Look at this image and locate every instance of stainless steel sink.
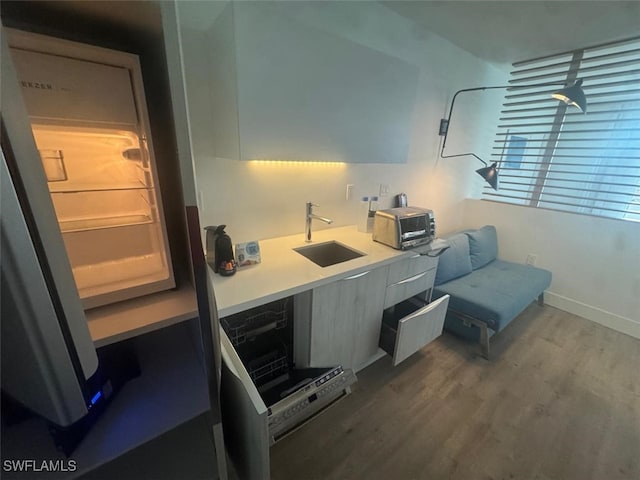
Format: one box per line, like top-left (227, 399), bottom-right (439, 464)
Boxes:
top-left (293, 241), bottom-right (365, 267)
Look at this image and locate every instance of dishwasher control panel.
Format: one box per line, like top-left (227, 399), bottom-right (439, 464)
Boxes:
top-left (267, 366), bottom-right (356, 443)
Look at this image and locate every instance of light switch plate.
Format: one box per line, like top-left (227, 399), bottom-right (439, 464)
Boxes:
top-left (346, 184), bottom-right (354, 200)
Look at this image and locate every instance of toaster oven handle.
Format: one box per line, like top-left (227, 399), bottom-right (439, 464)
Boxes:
top-left (401, 229), bottom-right (427, 240)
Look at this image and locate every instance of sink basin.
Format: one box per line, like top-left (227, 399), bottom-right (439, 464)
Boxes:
top-left (294, 241), bottom-right (365, 267)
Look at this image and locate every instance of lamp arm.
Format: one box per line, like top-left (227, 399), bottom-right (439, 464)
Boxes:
top-left (440, 87), bottom-right (495, 154)
top-left (439, 81), bottom-right (571, 157)
top-left (440, 151), bottom-right (488, 166)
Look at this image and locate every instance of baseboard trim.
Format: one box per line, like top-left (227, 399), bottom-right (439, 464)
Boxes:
top-left (545, 292), bottom-right (640, 340)
top-left (356, 349), bottom-right (387, 373)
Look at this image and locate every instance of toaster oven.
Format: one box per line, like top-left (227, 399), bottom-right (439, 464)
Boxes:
top-left (372, 207), bottom-right (435, 250)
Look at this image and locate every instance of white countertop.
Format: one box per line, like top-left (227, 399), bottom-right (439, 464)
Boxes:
top-left (210, 225), bottom-right (422, 317)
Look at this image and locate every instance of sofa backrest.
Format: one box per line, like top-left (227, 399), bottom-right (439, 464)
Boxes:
top-left (466, 225), bottom-right (498, 270)
top-left (434, 225), bottom-right (499, 286)
top-left (434, 233), bottom-right (472, 285)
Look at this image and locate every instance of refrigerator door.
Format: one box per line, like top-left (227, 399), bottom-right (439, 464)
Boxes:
top-left (1, 33), bottom-right (98, 424)
top-left (1, 148), bottom-right (91, 426)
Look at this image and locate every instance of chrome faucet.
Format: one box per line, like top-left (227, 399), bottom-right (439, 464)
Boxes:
top-left (305, 202), bottom-right (333, 242)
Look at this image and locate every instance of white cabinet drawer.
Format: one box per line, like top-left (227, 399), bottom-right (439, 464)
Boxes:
top-left (379, 294), bottom-right (449, 366)
top-left (386, 253), bottom-right (436, 286)
top-left (384, 267), bottom-right (436, 309)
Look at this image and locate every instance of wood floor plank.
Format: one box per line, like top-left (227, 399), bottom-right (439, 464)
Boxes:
top-left (270, 305), bottom-right (640, 480)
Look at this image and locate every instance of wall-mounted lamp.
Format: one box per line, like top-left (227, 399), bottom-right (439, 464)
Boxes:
top-left (439, 79), bottom-right (587, 190)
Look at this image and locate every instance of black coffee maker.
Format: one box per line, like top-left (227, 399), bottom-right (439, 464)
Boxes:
top-left (204, 225), bottom-right (236, 276)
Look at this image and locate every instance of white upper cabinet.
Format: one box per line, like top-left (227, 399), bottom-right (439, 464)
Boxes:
top-left (188, 1), bottom-right (421, 164)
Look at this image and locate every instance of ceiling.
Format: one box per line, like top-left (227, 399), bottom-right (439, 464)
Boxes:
top-left (7, 1), bottom-right (639, 67)
top-left (1, 1), bottom-right (163, 37)
top-left (382, 1), bottom-right (640, 65)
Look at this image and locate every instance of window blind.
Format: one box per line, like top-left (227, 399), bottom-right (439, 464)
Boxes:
top-left (483, 37), bottom-right (640, 222)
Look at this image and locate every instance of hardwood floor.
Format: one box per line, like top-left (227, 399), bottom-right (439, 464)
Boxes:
top-left (270, 305), bottom-right (640, 480)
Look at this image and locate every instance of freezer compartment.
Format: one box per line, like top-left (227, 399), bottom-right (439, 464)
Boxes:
top-left (379, 294), bottom-right (450, 366)
top-left (10, 47), bottom-right (138, 126)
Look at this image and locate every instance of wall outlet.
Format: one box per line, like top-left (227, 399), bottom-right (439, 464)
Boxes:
top-left (379, 183), bottom-right (389, 197)
top-left (526, 254), bottom-right (538, 266)
top-left (346, 184), bottom-right (354, 201)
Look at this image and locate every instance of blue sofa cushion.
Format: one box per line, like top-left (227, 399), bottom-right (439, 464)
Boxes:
top-left (434, 233), bottom-right (473, 286)
top-left (466, 225), bottom-right (498, 270)
top-left (433, 260), bottom-right (552, 332)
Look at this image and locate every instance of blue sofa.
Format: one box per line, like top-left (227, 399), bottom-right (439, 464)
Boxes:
top-left (432, 225), bottom-right (552, 359)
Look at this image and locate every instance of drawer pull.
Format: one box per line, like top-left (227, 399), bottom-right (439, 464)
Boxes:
top-left (396, 271), bottom-right (428, 285)
top-left (342, 271), bottom-right (370, 281)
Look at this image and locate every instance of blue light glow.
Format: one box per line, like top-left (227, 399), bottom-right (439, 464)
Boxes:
top-left (91, 391), bottom-right (102, 405)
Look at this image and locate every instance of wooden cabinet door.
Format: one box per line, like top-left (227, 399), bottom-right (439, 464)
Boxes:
top-left (308, 265), bottom-right (388, 370)
top-left (351, 267), bottom-right (389, 368)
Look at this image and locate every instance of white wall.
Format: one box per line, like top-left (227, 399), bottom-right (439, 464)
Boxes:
top-left (175, 1), bottom-right (506, 243)
top-left (172, 1), bottom-right (638, 339)
top-left (463, 199), bottom-right (640, 338)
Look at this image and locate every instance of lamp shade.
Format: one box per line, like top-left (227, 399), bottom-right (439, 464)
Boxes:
top-left (476, 162), bottom-right (499, 190)
top-left (552, 79), bottom-right (587, 113)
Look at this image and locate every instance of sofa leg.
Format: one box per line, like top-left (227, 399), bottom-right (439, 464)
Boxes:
top-left (452, 308), bottom-right (491, 360)
top-left (478, 322), bottom-right (490, 360)
top-left (537, 292), bottom-right (544, 306)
